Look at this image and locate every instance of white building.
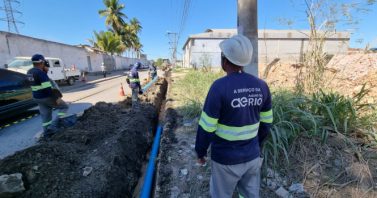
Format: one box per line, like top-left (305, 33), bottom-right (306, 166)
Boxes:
top-left (182, 29), bottom-right (350, 68)
top-left (0, 31), bottom-right (147, 71)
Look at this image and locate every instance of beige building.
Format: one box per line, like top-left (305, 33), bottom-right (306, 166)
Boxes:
top-left (182, 29), bottom-right (350, 68)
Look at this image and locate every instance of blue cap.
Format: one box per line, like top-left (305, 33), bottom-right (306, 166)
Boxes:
top-left (31, 54), bottom-right (45, 63)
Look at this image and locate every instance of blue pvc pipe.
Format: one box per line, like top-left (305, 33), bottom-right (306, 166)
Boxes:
top-left (140, 125), bottom-right (163, 198)
top-left (142, 76), bottom-right (159, 93)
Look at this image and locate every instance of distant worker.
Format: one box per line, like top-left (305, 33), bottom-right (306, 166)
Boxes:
top-left (101, 62), bottom-right (107, 78)
top-left (42, 60), bottom-right (67, 107)
top-left (149, 62), bottom-right (157, 80)
top-left (27, 54), bottom-right (69, 137)
top-left (195, 35), bottom-right (273, 198)
top-left (80, 67), bottom-right (88, 82)
top-left (126, 62), bottom-right (143, 107)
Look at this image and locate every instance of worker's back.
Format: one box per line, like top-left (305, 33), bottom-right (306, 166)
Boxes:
top-left (199, 71), bottom-right (272, 165)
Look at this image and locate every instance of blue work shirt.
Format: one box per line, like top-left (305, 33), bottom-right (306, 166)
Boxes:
top-left (129, 65), bottom-right (141, 89)
top-left (27, 67), bottom-right (53, 99)
top-left (195, 71), bottom-right (273, 165)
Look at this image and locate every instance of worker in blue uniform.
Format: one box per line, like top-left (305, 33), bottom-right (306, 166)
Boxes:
top-left (148, 62), bottom-right (157, 80)
top-left (195, 35), bottom-right (273, 198)
top-left (127, 62), bottom-right (143, 107)
top-left (27, 54), bottom-right (68, 137)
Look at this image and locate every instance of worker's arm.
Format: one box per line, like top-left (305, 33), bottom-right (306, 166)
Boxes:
top-left (258, 84), bottom-right (273, 146)
top-left (195, 84), bottom-right (221, 159)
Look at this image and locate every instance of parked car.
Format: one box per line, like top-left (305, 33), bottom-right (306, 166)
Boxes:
top-left (0, 68), bottom-right (37, 120)
top-left (6, 57), bottom-right (81, 85)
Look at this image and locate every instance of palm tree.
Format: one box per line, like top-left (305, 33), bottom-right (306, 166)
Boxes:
top-left (98, 0), bottom-right (127, 35)
top-left (129, 18), bottom-right (142, 35)
top-left (89, 31), bottom-right (125, 55)
top-left (119, 24), bottom-right (140, 57)
top-left (133, 39), bottom-right (143, 59)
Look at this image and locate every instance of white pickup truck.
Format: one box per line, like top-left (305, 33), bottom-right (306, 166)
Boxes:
top-left (6, 57), bottom-right (81, 85)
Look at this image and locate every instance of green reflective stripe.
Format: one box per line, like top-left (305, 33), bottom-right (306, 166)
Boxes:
top-left (42, 120), bottom-right (52, 127)
top-left (260, 109), bottom-right (272, 117)
top-left (31, 86), bottom-right (41, 91)
top-left (58, 112), bottom-right (66, 116)
top-left (216, 122), bottom-right (260, 141)
top-left (260, 109), bottom-right (273, 123)
top-left (199, 118), bottom-right (217, 132)
top-left (201, 111), bottom-right (218, 125)
top-left (41, 81), bottom-right (52, 88)
top-left (31, 81), bottom-right (53, 91)
top-left (129, 78), bottom-right (140, 82)
top-left (198, 111), bottom-right (218, 133)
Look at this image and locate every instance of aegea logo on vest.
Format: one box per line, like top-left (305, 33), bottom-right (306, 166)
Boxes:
top-left (231, 87), bottom-right (263, 108)
top-left (231, 96), bottom-right (263, 108)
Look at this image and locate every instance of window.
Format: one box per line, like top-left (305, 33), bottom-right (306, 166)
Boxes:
top-left (53, 60), bottom-right (61, 67)
top-left (191, 39), bottom-right (195, 46)
top-left (7, 59), bottom-right (33, 71)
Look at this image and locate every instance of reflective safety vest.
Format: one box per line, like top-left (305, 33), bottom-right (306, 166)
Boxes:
top-left (27, 67), bottom-right (52, 99)
top-left (128, 68), bottom-right (141, 89)
top-left (195, 72), bottom-right (273, 165)
top-left (129, 78), bottom-right (140, 83)
top-left (199, 109), bottom-right (273, 141)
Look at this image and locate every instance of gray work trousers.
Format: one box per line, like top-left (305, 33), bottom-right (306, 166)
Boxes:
top-left (131, 88), bottom-right (139, 108)
top-left (34, 97), bottom-right (68, 134)
top-left (210, 157), bottom-right (263, 198)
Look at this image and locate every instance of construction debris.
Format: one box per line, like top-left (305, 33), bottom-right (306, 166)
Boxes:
top-left (0, 173), bottom-right (25, 195)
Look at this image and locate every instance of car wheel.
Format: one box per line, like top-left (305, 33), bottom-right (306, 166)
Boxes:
top-left (67, 77), bottom-right (75, 85)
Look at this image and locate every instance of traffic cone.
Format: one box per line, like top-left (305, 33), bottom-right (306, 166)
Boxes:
top-left (119, 83), bottom-right (126, 96)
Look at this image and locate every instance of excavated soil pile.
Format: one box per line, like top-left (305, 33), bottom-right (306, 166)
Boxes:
top-left (263, 52), bottom-right (377, 102)
top-left (0, 79), bottom-right (168, 198)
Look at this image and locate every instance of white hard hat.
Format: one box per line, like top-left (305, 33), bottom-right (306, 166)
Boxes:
top-left (219, 34), bottom-right (253, 66)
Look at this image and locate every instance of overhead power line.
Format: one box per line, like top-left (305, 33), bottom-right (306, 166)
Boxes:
top-left (177, 0), bottom-right (192, 43)
top-left (0, 0), bottom-right (23, 33)
top-left (166, 0), bottom-right (192, 65)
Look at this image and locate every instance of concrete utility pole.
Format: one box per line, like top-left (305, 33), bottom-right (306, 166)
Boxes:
top-left (237, 0), bottom-right (258, 76)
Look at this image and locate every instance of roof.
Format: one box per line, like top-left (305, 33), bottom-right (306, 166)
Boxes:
top-left (182, 29), bottom-right (350, 50)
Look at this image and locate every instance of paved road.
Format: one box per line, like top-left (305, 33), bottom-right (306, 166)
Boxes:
top-left (0, 71), bottom-right (149, 159)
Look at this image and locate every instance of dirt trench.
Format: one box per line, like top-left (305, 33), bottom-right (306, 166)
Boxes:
top-left (0, 78), bottom-right (168, 198)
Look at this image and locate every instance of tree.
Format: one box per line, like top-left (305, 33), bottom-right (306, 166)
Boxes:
top-left (97, 0), bottom-right (143, 57)
top-left (133, 40), bottom-right (143, 58)
top-left (129, 18), bottom-right (142, 35)
top-left (89, 31), bottom-right (125, 55)
top-left (98, 0), bottom-right (127, 35)
top-left (155, 58), bottom-right (164, 67)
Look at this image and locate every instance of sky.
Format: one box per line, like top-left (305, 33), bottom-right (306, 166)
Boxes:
top-left (1, 0), bottom-right (376, 60)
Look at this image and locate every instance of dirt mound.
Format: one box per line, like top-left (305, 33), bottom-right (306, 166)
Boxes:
top-left (263, 52), bottom-right (377, 101)
top-left (0, 79), bottom-right (168, 198)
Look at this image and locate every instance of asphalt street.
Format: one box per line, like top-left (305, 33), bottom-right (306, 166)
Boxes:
top-left (0, 71), bottom-right (149, 159)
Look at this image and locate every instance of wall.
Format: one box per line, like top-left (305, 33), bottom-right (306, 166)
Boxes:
top-left (183, 37), bottom-right (349, 68)
top-left (0, 31), bottom-right (145, 71)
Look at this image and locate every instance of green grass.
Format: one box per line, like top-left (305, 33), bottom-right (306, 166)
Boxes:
top-left (172, 69), bottom-right (377, 168)
top-left (173, 69), bottom-right (224, 119)
top-left (263, 86), bottom-right (377, 168)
